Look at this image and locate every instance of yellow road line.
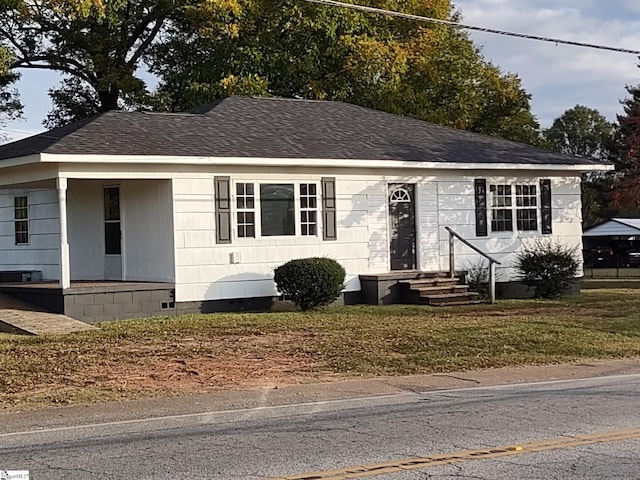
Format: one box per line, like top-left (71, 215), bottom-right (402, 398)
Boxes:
top-left (272, 427), bottom-right (640, 480)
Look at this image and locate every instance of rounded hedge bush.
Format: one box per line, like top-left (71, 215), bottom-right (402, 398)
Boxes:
top-left (514, 239), bottom-right (580, 299)
top-left (274, 257), bottom-right (346, 311)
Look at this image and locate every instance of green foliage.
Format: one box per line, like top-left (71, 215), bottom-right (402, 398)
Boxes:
top-left (464, 259), bottom-right (490, 300)
top-left (0, 0), bottom-right (237, 126)
top-left (543, 105), bottom-right (614, 160)
top-left (274, 257), bottom-right (346, 311)
top-left (543, 106), bottom-right (616, 226)
top-left (0, 46), bottom-right (22, 138)
top-left (514, 239), bottom-right (580, 299)
top-left (149, 0), bottom-right (541, 144)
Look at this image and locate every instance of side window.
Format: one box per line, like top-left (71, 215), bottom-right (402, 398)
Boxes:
top-left (299, 183), bottom-right (318, 236)
top-left (516, 185), bottom-right (538, 231)
top-left (14, 196), bottom-right (29, 245)
top-left (236, 183), bottom-right (255, 238)
top-left (490, 185), bottom-right (513, 232)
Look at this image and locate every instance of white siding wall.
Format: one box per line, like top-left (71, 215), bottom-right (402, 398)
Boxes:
top-left (0, 187), bottom-right (60, 279)
top-left (122, 180), bottom-right (175, 282)
top-left (172, 170), bottom-right (584, 302)
top-left (173, 174), bottom-right (370, 302)
top-left (426, 173), bottom-right (583, 282)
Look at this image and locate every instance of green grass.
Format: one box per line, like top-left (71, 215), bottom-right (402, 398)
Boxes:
top-left (1, 289), bottom-right (640, 412)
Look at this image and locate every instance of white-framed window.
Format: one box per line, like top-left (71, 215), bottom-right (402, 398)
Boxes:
top-left (14, 195), bottom-right (28, 245)
top-left (260, 184), bottom-right (296, 236)
top-left (236, 182), bottom-right (255, 238)
top-left (515, 185), bottom-right (538, 231)
top-left (490, 185), bottom-right (513, 232)
top-left (233, 181), bottom-right (324, 239)
top-left (299, 183), bottom-right (318, 236)
top-left (490, 184), bottom-right (539, 232)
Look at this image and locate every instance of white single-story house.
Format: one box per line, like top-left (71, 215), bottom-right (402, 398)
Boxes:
top-left (0, 96), bottom-right (610, 321)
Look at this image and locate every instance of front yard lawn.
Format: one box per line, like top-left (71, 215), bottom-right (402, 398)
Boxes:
top-left (1, 289), bottom-right (640, 412)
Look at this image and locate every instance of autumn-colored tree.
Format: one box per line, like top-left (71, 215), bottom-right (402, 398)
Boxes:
top-left (611, 84), bottom-right (640, 214)
top-left (0, 0), bottom-right (242, 127)
top-left (149, 0), bottom-right (541, 143)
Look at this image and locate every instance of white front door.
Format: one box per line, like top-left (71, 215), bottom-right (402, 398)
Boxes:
top-left (104, 186), bottom-right (122, 280)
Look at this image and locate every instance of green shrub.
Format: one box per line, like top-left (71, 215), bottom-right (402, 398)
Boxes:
top-left (465, 259), bottom-right (490, 300)
top-left (274, 257), bottom-right (346, 311)
top-left (514, 239), bottom-right (580, 299)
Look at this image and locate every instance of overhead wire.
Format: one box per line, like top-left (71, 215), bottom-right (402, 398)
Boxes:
top-left (304, 0), bottom-right (640, 55)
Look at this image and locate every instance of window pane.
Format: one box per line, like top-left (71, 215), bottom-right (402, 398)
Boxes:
top-left (105, 222), bottom-right (122, 254)
top-left (15, 220), bottom-right (28, 244)
top-left (14, 196), bottom-right (28, 219)
top-left (104, 188), bottom-right (120, 221)
top-left (517, 209), bottom-right (538, 231)
top-left (491, 209), bottom-right (513, 232)
top-left (261, 184), bottom-right (295, 236)
top-left (237, 211), bottom-right (255, 238)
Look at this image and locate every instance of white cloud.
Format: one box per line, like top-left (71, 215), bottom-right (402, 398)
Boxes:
top-left (455, 0), bottom-right (640, 126)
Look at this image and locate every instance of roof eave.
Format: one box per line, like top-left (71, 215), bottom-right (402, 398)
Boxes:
top-left (39, 154), bottom-right (612, 172)
top-left (0, 154), bottom-right (43, 168)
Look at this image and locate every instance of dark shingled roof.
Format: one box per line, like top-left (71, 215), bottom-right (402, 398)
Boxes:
top-left (0, 96), bottom-right (601, 165)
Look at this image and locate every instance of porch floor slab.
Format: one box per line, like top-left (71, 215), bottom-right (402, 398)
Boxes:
top-left (0, 293), bottom-right (98, 335)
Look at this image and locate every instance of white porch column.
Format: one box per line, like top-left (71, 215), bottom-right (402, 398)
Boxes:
top-left (57, 177), bottom-right (71, 289)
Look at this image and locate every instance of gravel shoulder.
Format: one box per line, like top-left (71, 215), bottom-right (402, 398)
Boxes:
top-left (2, 358), bottom-right (639, 434)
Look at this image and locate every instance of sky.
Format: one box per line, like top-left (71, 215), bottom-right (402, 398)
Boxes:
top-left (2, 0), bottom-right (640, 142)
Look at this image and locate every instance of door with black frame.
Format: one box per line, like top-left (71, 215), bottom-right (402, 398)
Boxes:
top-left (388, 183), bottom-right (417, 271)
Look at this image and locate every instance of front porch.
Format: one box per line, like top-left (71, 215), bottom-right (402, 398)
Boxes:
top-left (0, 281), bottom-right (176, 323)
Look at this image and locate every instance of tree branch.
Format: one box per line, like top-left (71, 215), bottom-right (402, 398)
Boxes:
top-left (127, 17), bottom-right (165, 67)
top-left (12, 58), bottom-right (95, 85)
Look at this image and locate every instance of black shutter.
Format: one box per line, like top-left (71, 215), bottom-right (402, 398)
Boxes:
top-left (474, 179), bottom-right (488, 237)
top-left (214, 176), bottom-right (231, 244)
top-left (541, 179), bottom-right (552, 234)
top-left (322, 177), bottom-right (337, 241)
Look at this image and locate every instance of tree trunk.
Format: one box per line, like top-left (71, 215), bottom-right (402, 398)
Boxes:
top-left (97, 87), bottom-right (120, 112)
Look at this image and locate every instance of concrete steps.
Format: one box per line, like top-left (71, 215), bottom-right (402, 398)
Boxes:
top-left (399, 275), bottom-right (486, 306)
top-left (0, 293), bottom-right (97, 335)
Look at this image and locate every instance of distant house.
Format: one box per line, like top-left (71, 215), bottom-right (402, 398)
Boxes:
top-left (0, 96), bottom-right (610, 320)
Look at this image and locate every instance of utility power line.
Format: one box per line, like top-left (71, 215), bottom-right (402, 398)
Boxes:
top-left (304, 0), bottom-right (640, 55)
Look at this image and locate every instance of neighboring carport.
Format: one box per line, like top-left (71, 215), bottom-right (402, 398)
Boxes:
top-left (583, 218), bottom-right (640, 270)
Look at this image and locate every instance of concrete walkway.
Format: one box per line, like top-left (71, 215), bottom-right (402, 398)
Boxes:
top-left (0, 293), bottom-right (97, 335)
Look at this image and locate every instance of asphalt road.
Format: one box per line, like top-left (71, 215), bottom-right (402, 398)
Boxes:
top-left (1, 374), bottom-right (639, 479)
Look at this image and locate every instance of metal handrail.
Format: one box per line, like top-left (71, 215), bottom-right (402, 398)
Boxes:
top-left (445, 227), bottom-right (501, 304)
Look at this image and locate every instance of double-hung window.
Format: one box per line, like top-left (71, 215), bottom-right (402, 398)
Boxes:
top-left (515, 185), bottom-right (538, 231)
top-left (299, 183), bottom-right (318, 236)
top-left (475, 179), bottom-right (551, 237)
top-left (490, 185), bottom-right (513, 232)
top-left (236, 183), bottom-right (255, 238)
top-left (14, 196), bottom-right (28, 245)
top-left (489, 184), bottom-right (539, 232)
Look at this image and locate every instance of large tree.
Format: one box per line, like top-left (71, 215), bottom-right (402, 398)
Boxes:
top-left (149, 0), bottom-right (541, 143)
top-left (0, 0), bottom-right (240, 127)
top-left (0, 45), bottom-right (21, 140)
top-left (543, 105), bottom-right (615, 227)
top-left (543, 105), bottom-right (614, 161)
